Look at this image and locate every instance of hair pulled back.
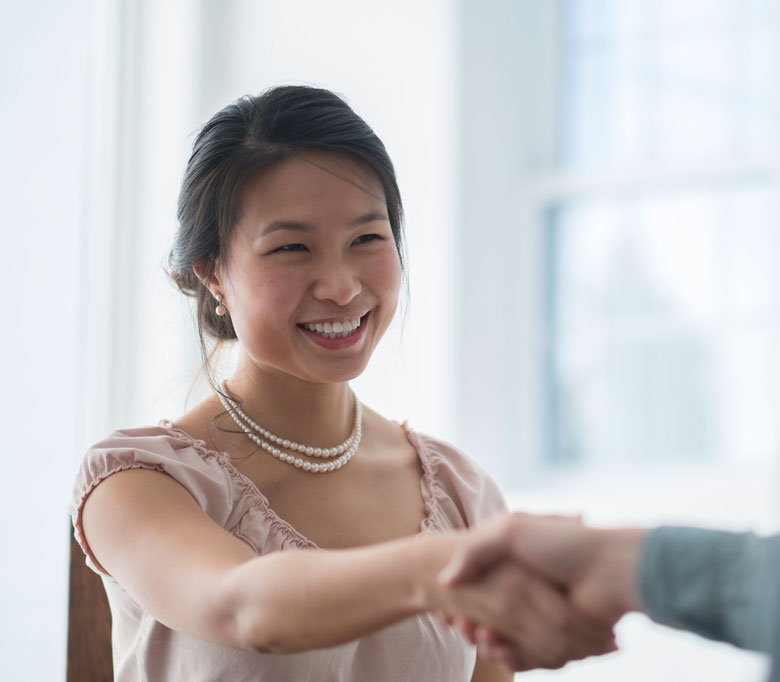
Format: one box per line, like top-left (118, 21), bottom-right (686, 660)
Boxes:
top-left (167, 85), bottom-right (405, 375)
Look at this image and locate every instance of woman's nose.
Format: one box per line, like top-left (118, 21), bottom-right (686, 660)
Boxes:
top-left (311, 259), bottom-right (362, 306)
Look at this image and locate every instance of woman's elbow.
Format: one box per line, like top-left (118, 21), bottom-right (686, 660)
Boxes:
top-left (236, 612), bottom-right (306, 654)
top-left (218, 556), bottom-right (307, 654)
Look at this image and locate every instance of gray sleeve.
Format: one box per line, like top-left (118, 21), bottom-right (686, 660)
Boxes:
top-left (638, 526), bottom-right (780, 672)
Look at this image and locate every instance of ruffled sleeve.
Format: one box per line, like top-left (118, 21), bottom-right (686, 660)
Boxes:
top-left (408, 429), bottom-right (507, 533)
top-left (70, 425), bottom-right (235, 575)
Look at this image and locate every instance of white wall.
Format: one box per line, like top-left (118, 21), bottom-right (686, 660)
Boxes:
top-left (0, 2), bottom-right (92, 680)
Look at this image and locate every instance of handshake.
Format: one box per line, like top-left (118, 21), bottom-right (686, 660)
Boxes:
top-left (435, 513), bottom-right (778, 675)
top-left (435, 513), bottom-right (646, 671)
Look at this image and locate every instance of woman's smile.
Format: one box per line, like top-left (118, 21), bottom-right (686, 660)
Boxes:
top-left (298, 311), bottom-right (371, 350)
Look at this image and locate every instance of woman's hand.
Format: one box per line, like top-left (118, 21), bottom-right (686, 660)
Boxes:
top-left (434, 512), bottom-right (650, 670)
top-left (437, 556), bottom-right (618, 670)
top-left (442, 512), bottom-right (646, 624)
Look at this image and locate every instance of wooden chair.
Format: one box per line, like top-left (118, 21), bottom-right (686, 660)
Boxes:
top-left (67, 526), bottom-right (113, 681)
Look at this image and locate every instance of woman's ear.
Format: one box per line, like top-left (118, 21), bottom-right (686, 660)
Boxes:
top-left (192, 261), bottom-right (207, 285)
top-left (192, 261), bottom-right (224, 298)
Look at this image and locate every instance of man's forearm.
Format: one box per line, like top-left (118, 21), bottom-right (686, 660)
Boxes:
top-left (639, 527), bottom-right (780, 656)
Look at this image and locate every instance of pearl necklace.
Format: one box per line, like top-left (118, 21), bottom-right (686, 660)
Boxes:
top-left (216, 384), bottom-right (362, 473)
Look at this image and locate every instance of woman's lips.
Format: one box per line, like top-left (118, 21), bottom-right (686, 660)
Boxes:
top-left (298, 312), bottom-right (370, 350)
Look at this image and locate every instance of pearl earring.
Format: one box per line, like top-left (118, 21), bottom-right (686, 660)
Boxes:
top-left (215, 293), bottom-right (227, 316)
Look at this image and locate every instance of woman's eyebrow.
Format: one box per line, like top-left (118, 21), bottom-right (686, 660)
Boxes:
top-left (348, 211), bottom-right (389, 227)
top-left (261, 211), bottom-right (389, 236)
top-left (261, 220), bottom-right (311, 236)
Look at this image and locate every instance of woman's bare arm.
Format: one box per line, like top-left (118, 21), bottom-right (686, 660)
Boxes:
top-left (81, 468), bottom-right (459, 653)
top-left (82, 469), bottom-right (617, 663)
top-left (471, 654), bottom-right (514, 682)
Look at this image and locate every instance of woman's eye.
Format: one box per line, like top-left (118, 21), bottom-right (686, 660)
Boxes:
top-left (272, 243), bottom-right (307, 253)
top-left (353, 233), bottom-right (384, 245)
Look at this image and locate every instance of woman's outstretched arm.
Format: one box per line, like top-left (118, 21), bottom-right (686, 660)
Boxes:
top-left (81, 467), bottom-right (459, 652)
top-left (81, 468), bottom-right (613, 659)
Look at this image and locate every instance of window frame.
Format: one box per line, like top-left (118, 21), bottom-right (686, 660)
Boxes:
top-left (456, 0), bottom-right (780, 492)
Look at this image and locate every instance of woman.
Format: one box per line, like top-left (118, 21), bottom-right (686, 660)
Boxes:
top-left (71, 86), bottom-right (612, 681)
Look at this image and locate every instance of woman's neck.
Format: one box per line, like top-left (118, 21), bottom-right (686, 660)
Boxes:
top-left (223, 364), bottom-right (356, 449)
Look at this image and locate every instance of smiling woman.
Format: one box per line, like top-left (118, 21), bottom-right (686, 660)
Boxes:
top-left (69, 86), bottom-right (613, 682)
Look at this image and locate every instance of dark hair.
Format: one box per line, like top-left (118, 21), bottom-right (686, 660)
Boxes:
top-left (167, 85), bottom-right (405, 380)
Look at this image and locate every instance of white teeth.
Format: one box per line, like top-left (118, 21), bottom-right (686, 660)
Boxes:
top-left (302, 315), bottom-right (363, 339)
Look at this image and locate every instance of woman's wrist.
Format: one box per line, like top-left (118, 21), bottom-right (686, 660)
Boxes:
top-left (409, 532), bottom-right (466, 613)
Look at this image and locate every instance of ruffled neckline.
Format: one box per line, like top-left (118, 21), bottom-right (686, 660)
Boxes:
top-left (157, 420), bottom-right (449, 550)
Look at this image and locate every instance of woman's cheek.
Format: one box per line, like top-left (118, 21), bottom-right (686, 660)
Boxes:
top-left (371, 249), bottom-right (403, 293)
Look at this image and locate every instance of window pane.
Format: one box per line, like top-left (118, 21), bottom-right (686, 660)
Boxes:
top-left (545, 186), bottom-right (780, 465)
top-left (559, 0), bottom-right (779, 168)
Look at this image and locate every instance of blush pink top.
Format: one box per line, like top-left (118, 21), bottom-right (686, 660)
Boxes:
top-left (70, 422), bottom-right (506, 682)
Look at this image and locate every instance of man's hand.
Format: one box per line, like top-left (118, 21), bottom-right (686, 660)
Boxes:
top-left (442, 556), bottom-right (618, 670)
top-left (438, 513), bottom-right (648, 669)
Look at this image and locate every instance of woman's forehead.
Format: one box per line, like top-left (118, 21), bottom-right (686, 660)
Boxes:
top-left (239, 152), bottom-right (387, 226)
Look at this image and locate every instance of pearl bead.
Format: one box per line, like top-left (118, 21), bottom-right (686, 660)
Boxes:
top-left (216, 385), bottom-right (362, 474)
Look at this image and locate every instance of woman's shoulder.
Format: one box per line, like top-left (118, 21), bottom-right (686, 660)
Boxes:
top-left (401, 424), bottom-right (508, 528)
top-left (81, 393), bottom-right (230, 465)
top-left (83, 420), bottom-right (227, 468)
top-left (363, 404), bottom-right (489, 480)
top-left (403, 426), bottom-right (483, 478)
top-left (363, 406), bottom-right (472, 464)
top-left (73, 421), bottom-right (238, 522)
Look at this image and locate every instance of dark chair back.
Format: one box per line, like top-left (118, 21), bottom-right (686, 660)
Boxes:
top-left (67, 526), bottom-right (113, 681)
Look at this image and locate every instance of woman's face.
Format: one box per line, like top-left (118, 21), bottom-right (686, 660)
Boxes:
top-left (218, 152), bottom-right (402, 385)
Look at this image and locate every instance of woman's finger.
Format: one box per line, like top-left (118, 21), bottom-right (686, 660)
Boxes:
top-left (439, 521), bottom-right (512, 585)
top-left (448, 561), bottom-right (615, 669)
